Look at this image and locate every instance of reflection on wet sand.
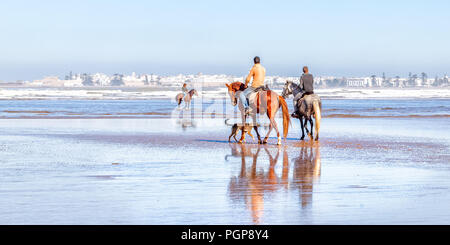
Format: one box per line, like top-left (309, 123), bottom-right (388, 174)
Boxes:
top-left (176, 119), bottom-right (197, 130)
top-left (225, 143), bottom-right (255, 161)
top-left (227, 143), bottom-right (321, 224)
top-left (293, 146), bottom-right (321, 209)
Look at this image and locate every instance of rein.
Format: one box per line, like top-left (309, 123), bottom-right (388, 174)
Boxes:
top-left (289, 82), bottom-right (302, 97)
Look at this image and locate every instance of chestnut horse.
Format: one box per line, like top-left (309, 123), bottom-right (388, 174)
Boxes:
top-left (225, 82), bottom-right (290, 145)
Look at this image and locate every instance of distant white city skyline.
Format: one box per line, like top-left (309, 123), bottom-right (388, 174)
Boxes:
top-left (2, 71), bottom-right (448, 89)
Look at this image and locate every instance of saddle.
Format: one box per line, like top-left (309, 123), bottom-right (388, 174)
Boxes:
top-left (253, 85), bottom-right (270, 93)
top-left (247, 85), bottom-right (272, 114)
top-left (246, 85), bottom-right (269, 103)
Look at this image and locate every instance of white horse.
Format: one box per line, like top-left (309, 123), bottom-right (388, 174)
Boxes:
top-left (175, 89), bottom-right (198, 110)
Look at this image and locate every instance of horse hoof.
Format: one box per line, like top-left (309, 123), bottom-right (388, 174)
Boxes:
top-left (263, 140), bottom-right (268, 144)
top-left (277, 140), bottom-right (282, 145)
top-left (300, 137), bottom-right (305, 141)
top-left (258, 140), bottom-right (262, 144)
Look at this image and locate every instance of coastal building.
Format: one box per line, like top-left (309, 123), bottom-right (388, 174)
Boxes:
top-left (122, 72), bottom-right (145, 86)
top-left (110, 74), bottom-right (124, 86)
top-left (63, 78), bottom-right (83, 87)
top-left (31, 76), bottom-right (63, 87)
top-left (91, 73), bottom-right (111, 86)
top-left (192, 74), bottom-right (232, 87)
top-left (346, 77), bottom-right (372, 87)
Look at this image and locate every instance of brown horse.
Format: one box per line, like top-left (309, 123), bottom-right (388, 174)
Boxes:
top-left (225, 82), bottom-right (290, 145)
top-left (175, 89), bottom-right (198, 110)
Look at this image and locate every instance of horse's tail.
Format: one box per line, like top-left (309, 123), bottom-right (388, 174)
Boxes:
top-left (278, 96), bottom-right (290, 139)
top-left (224, 118), bottom-right (234, 126)
top-left (176, 93), bottom-right (183, 105)
top-left (313, 99), bottom-right (321, 141)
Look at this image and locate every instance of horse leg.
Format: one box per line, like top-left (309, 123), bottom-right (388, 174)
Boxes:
top-left (300, 116), bottom-right (305, 140)
top-left (304, 117), bottom-right (310, 135)
top-left (238, 127), bottom-right (246, 143)
top-left (263, 121), bottom-right (273, 144)
top-left (252, 114), bottom-right (262, 144)
top-left (313, 101), bottom-right (321, 141)
top-left (239, 114), bottom-right (247, 143)
top-left (314, 117), bottom-right (321, 141)
top-left (271, 117), bottom-right (281, 145)
top-left (309, 118), bottom-right (314, 141)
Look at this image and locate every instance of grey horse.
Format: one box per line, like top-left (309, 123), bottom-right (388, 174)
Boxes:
top-left (281, 81), bottom-right (322, 141)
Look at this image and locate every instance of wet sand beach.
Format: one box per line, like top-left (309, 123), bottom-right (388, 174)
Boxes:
top-left (0, 116), bottom-right (449, 224)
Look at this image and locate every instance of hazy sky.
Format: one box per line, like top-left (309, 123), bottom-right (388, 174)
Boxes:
top-left (1, 0), bottom-right (450, 81)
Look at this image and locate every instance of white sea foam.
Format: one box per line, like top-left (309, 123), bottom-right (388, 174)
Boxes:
top-left (0, 87), bottom-right (449, 100)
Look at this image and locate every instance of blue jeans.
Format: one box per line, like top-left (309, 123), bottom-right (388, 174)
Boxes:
top-left (239, 87), bottom-right (255, 108)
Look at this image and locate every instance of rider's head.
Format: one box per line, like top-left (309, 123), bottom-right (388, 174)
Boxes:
top-left (303, 66), bottom-right (309, 73)
top-left (183, 83), bottom-right (187, 87)
top-left (253, 56), bottom-right (260, 64)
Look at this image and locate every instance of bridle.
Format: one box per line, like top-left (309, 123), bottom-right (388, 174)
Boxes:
top-left (282, 81), bottom-right (293, 98)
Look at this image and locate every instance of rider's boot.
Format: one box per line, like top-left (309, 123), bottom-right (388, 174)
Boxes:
top-left (244, 107), bottom-right (250, 116)
top-left (243, 98), bottom-right (250, 115)
top-left (291, 110), bottom-right (300, 118)
top-left (245, 108), bottom-right (250, 116)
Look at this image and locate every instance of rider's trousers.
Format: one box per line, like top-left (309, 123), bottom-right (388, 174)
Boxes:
top-left (239, 87), bottom-right (255, 108)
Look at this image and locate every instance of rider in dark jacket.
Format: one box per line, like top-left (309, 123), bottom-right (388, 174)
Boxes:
top-left (292, 66), bottom-right (314, 118)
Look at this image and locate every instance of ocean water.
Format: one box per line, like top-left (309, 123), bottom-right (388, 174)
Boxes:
top-left (0, 98), bottom-right (449, 118)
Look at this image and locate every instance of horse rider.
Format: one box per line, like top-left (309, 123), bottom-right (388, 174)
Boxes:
top-left (181, 83), bottom-right (189, 97)
top-left (292, 66), bottom-right (314, 118)
top-left (239, 56), bottom-right (266, 115)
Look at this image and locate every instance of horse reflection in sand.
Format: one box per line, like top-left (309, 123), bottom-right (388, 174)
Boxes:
top-left (225, 142), bottom-right (256, 162)
top-left (292, 146), bottom-right (321, 209)
top-left (176, 119), bottom-right (197, 131)
top-left (227, 144), bottom-right (321, 224)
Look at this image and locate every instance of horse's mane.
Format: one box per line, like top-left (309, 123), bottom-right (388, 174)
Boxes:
top-left (230, 82), bottom-right (246, 92)
top-left (286, 81), bottom-right (302, 95)
top-left (287, 80), bottom-right (299, 89)
top-left (188, 89), bottom-right (196, 93)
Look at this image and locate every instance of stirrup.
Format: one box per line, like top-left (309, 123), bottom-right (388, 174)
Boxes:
top-left (244, 107), bottom-right (250, 115)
